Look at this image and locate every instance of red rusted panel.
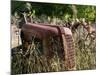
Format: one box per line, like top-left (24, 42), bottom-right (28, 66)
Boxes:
top-left (65, 34), bottom-right (75, 69)
top-left (22, 23), bottom-right (61, 39)
top-left (21, 22), bottom-right (76, 70)
top-left (60, 28), bottom-right (75, 69)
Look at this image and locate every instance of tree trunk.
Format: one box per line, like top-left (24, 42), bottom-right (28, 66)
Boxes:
top-left (71, 5), bottom-right (77, 18)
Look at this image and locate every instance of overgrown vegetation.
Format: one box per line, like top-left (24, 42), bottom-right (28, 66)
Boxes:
top-left (11, 0), bottom-right (96, 74)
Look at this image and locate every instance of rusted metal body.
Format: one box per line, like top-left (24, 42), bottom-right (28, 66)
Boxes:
top-left (21, 22), bottom-right (76, 70)
top-left (21, 23), bottom-right (60, 40)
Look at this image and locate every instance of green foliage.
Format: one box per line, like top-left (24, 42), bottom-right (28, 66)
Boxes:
top-left (77, 5), bottom-right (96, 22)
top-left (11, 1), bottom-right (96, 74)
top-left (11, 1), bottom-right (96, 22)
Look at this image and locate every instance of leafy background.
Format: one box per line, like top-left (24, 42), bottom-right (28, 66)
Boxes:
top-left (11, 1), bottom-right (96, 74)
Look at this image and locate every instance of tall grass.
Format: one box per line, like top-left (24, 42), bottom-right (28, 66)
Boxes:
top-left (11, 23), bottom-right (96, 75)
top-left (11, 37), bottom-right (67, 74)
